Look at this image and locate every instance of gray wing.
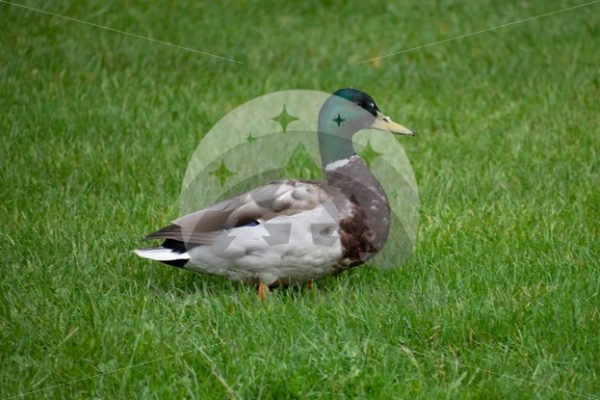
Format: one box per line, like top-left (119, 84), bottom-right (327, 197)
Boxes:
top-left (145, 180), bottom-right (345, 245)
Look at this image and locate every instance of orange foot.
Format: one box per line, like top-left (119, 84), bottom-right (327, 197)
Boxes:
top-left (258, 282), bottom-right (270, 300)
top-left (307, 279), bottom-right (314, 290)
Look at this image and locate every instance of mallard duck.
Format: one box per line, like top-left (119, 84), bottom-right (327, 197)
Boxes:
top-left (135, 88), bottom-right (414, 298)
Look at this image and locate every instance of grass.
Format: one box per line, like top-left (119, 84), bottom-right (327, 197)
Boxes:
top-left (1, 0), bottom-right (599, 398)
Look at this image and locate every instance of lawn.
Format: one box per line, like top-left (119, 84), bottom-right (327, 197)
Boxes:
top-left (1, 0), bottom-right (599, 398)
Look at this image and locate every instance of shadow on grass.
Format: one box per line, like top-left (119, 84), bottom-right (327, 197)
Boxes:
top-left (138, 261), bottom-right (375, 299)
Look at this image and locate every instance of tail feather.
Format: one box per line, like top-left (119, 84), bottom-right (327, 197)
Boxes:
top-left (134, 247), bottom-right (190, 268)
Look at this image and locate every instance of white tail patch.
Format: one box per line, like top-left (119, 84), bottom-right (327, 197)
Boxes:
top-left (134, 248), bottom-right (190, 262)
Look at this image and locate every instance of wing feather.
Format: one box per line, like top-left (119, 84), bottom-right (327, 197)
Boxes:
top-left (144, 180), bottom-right (344, 246)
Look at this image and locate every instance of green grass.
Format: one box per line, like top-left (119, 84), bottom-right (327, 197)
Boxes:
top-left (1, 0), bottom-right (599, 398)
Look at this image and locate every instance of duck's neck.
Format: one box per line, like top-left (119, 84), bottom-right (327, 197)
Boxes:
top-left (317, 114), bottom-right (357, 174)
top-left (318, 131), bottom-right (355, 170)
top-left (316, 110), bottom-right (389, 213)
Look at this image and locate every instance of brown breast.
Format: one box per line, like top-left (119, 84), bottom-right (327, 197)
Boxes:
top-left (325, 156), bottom-right (391, 268)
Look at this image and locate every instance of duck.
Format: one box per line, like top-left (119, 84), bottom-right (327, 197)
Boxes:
top-left (135, 88), bottom-right (414, 298)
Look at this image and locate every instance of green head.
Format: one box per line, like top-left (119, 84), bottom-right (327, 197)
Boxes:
top-left (318, 88), bottom-right (414, 167)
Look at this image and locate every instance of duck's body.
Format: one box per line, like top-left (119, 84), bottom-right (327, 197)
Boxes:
top-left (135, 88), bottom-right (414, 293)
top-left (139, 180), bottom-right (347, 285)
top-left (136, 155), bottom-right (390, 286)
